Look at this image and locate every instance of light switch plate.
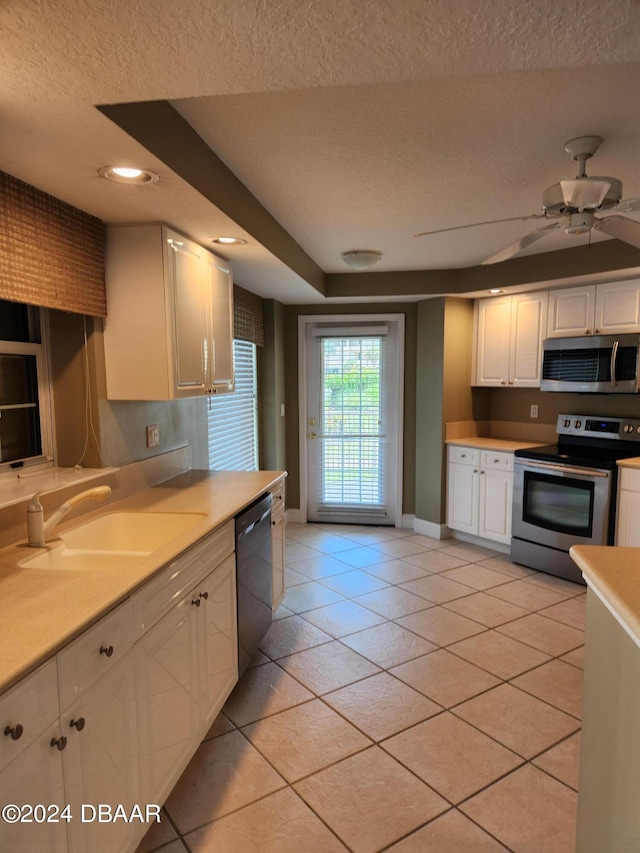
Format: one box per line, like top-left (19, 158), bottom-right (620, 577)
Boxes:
top-left (530, 405), bottom-right (539, 419)
top-left (146, 424), bottom-right (160, 447)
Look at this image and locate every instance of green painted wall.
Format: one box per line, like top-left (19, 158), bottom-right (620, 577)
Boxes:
top-left (258, 299), bottom-right (287, 470)
top-left (414, 297), bottom-right (476, 526)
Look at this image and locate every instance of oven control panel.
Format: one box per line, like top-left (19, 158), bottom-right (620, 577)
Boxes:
top-left (557, 414), bottom-right (640, 440)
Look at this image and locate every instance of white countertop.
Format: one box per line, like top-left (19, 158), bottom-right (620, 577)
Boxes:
top-left (0, 469), bottom-right (285, 694)
top-left (617, 457), bottom-right (640, 469)
top-left (446, 437), bottom-right (543, 452)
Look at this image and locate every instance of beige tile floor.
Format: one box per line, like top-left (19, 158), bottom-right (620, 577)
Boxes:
top-left (137, 523), bottom-right (585, 853)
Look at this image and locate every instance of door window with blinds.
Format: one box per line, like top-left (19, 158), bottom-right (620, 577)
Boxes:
top-left (304, 319), bottom-right (403, 526)
top-left (0, 299), bottom-right (53, 472)
top-left (207, 339), bottom-right (258, 471)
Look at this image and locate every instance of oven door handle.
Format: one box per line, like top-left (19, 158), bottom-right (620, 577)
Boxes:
top-left (514, 459), bottom-right (610, 478)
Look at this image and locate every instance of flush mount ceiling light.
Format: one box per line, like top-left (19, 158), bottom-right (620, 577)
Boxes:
top-left (489, 288), bottom-right (503, 294)
top-left (341, 250), bottom-right (383, 270)
top-left (98, 166), bottom-right (159, 184)
top-left (212, 236), bottom-right (247, 245)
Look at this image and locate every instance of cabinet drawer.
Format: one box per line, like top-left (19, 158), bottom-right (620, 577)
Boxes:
top-left (449, 446), bottom-right (479, 466)
top-left (0, 659), bottom-right (59, 772)
top-left (58, 599), bottom-right (134, 711)
top-left (480, 451), bottom-right (513, 471)
top-left (270, 481), bottom-right (285, 522)
top-left (133, 520), bottom-right (234, 640)
top-left (619, 467), bottom-right (640, 493)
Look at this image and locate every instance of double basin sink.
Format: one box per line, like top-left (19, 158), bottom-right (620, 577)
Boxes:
top-left (20, 512), bottom-right (207, 571)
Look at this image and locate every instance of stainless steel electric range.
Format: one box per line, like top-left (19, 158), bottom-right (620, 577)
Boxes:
top-left (512, 414), bottom-right (640, 584)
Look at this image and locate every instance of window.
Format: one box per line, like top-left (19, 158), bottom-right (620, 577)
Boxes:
top-left (0, 299), bottom-right (53, 472)
top-left (207, 340), bottom-right (258, 471)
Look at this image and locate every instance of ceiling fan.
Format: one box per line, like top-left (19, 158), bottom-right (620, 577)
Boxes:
top-left (414, 136), bottom-right (640, 265)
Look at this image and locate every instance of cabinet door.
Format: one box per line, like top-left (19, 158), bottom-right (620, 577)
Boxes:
top-left (478, 467), bottom-right (512, 544)
top-left (272, 512), bottom-right (286, 612)
top-left (134, 594), bottom-right (201, 807)
top-left (594, 280), bottom-right (640, 335)
top-left (204, 253), bottom-right (234, 393)
top-left (194, 553), bottom-right (238, 729)
top-left (616, 489), bottom-right (640, 546)
top-left (62, 651), bottom-right (139, 853)
top-left (509, 292), bottom-right (547, 387)
top-left (166, 234), bottom-right (208, 397)
top-left (474, 297), bottom-right (511, 386)
top-left (447, 461), bottom-right (479, 534)
top-left (0, 723), bottom-right (67, 853)
top-left (547, 286), bottom-right (596, 337)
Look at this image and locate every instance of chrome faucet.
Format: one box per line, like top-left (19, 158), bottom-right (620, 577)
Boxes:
top-left (27, 485), bottom-right (112, 547)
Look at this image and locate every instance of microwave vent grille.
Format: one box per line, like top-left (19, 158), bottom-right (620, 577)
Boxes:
top-left (542, 349), bottom-right (603, 382)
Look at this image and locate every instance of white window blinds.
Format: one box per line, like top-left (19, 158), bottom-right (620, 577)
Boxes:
top-left (207, 340), bottom-right (258, 471)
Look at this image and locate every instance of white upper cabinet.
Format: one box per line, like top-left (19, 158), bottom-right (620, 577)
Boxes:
top-left (474, 292), bottom-right (548, 387)
top-left (547, 280), bottom-right (640, 338)
top-left (104, 225), bottom-right (234, 400)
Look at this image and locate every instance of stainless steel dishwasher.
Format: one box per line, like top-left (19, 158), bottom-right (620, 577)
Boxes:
top-left (235, 492), bottom-right (273, 676)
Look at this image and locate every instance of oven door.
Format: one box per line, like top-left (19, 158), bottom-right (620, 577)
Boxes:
top-left (512, 459), bottom-right (613, 551)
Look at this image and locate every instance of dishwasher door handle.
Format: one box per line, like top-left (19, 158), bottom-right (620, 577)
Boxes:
top-left (237, 507), bottom-right (272, 541)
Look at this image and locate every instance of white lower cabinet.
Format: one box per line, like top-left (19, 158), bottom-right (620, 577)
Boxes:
top-left (135, 538), bottom-right (237, 824)
top-left (0, 660), bottom-right (67, 853)
top-left (134, 592), bottom-right (200, 808)
top-left (616, 467), bottom-right (640, 546)
top-left (447, 446), bottom-right (513, 545)
top-left (0, 522), bottom-right (240, 853)
top-left (270, 480), bottom-right (286, 612)
top-left (196, 554), bottom-right (237, 730)
top-left (61, 651), bottom-right (139, 853)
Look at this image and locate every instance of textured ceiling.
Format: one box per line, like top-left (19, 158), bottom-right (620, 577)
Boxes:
top-left (2, 0), bottom-right (640, 300)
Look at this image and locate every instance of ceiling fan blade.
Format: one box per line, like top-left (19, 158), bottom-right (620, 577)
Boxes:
top-left (413, 213), bottom-right (545, 239)
top-left (481, 223), bottom-right (562, 266)
top-left (595, 215), bottom-right (640, 250)
top-left (614, 198), bottom-right (640, 214)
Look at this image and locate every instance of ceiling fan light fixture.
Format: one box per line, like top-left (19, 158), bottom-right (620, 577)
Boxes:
top-left (565, 212), bottom-right (595, 235)
top-left (341, 250), bottom-right (382, 270)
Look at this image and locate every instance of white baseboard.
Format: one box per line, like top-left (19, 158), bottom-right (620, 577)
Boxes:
top-left (401, 514), bottom-right (415, 529)
top-left (285, 508), bottom-right (302, 525)
top-left (413, 517), bottom-right (452, 540)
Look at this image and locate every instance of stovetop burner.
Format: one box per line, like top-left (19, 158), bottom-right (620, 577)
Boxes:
top-left (514, 413), bottom-right (640, 469)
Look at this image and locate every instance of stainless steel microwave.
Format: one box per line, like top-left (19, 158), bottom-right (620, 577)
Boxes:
top-left (541, 333), bottom-right (640, 393)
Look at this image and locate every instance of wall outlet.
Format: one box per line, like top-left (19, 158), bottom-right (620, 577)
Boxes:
top-left (280, 403), bottom-right (285, 417)
top-left (146, 424), bottom-right (160, 448)
top-left (530, 405), bottom-right (539, 419)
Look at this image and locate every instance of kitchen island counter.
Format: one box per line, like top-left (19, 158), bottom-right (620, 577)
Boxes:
top-left (570, 543), bottom-right (640, 853)
top-left (570, 544), bottom-right (640, 647)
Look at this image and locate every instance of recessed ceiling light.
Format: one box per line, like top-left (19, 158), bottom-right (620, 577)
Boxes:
top-left (341, 250), bottom-right (383, 270)
top-left (98, 166), bottom-right (159, 184)
top-left (489, 288), bottom-right (503, 294)
top-left (212, 236), bottom-right (247, 245)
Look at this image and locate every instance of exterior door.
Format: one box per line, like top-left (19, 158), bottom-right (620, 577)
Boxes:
top-left (304, 319), bottom-right (403, 525)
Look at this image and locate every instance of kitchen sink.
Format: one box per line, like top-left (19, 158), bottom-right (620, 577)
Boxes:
top-left (19, 511), bottom-right (208, 571)
top-left (58, 511), bottom-right (207, 552)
